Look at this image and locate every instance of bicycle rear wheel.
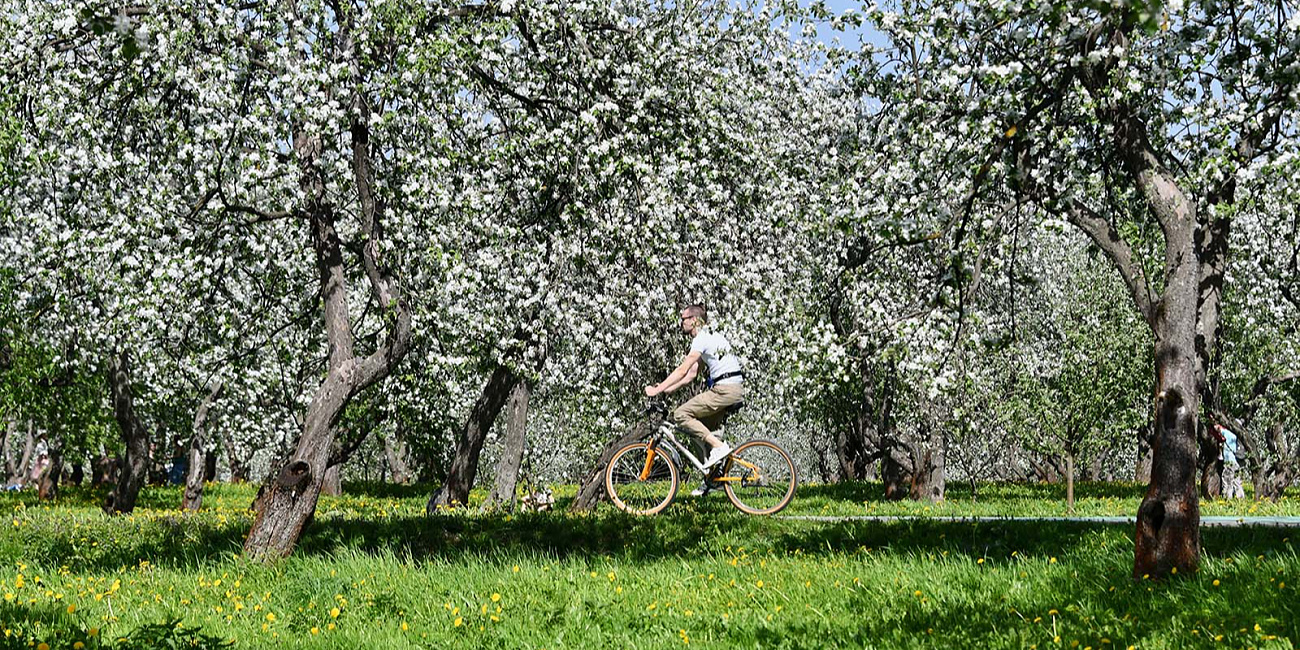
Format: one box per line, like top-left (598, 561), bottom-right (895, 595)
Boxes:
top-left (605, 441), bottom-right (679, 515)
top-left (721, 439), bottom-right (797, 515)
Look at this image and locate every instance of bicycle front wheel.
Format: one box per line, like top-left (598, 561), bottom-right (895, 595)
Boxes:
top-left (605, 441), bottom-right (680, 515)
top-left (722, 439), bottom-right (797, 515)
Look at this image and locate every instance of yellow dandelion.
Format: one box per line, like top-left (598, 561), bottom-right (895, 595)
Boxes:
top-left (491, 593), bottom-right (501, 603)
top-left (330, 607), bottom-right (340, 618)
top-left (453, 617), bottom-right (463, 627)
top-left (66, 604), bottom-right (75, 614)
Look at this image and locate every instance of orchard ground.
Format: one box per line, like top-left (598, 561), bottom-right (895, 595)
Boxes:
top-left (2, 482), bottom-right (1298, 649)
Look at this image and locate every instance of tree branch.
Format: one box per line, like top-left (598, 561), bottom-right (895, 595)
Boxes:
top-left (1060, 198), bottom-right (1156, 328)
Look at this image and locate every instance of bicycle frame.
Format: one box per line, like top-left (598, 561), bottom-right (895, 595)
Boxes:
top-left (638, 420), bottom-right (762, 484)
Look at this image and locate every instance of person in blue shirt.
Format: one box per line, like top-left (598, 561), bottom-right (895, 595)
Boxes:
top-left (1217, 423), bottom-right (1245, 499)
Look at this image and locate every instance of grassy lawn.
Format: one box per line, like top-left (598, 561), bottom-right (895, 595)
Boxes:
top-left (1, 482), bottom-right (1297, 649)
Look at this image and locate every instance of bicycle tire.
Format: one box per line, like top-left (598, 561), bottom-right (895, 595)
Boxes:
top-left (605, 441), bottom-right (679, 515)
top-left (721, 439), bottom-right (797, 515)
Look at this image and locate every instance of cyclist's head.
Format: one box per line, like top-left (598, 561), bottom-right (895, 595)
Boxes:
top-left (680, 304), bottom-right (707, 334)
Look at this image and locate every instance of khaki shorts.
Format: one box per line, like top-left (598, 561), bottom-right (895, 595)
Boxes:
top-left (672, 384), bottom-right (746, 442)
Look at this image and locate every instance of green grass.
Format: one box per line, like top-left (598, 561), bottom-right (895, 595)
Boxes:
top-left (1, 481), bottom-right (1297, 649)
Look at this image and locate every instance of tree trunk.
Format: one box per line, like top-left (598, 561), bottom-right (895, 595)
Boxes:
top-left (37, 449), bottom-right (62, 499)
top-left (1198, 431), bottom-right (1223, 501)
top-left (37, 442), bottom-right (63, 501)
top-left (909, 424), bottom-right (945, 502)
top-left (383, 429), bottom-right (411, 484)
top-left (485, 380), bottom-right (533, 511)
top-left (243, 59), bottom-right (412, 559)
top-left (1130, 197), bottom-right (1204, 579)
top-left (1066, 451), bottom-right (1075, 513)
top-left (0, 417), bottom-right (13, 480)
top-left (321, 464), bottom-right (342, 497)
top-left (427, 364), bottom-right (519, 511)
top-left (570, 418), bottom-right (655, 512)
top-left (1089, 454), bottom-right (1102, 482)
top-left (836, 420), bottom-right (879, 482)
top-left (91, 447), bottom-right (116, 486)
top-left (70, 462), bottom-right (84, 486)
top-left (8, 422), bottom-right (34, 486)
top-left (1248, 422), bottom-right (1294, 501)
top-left (1135, 431), bottom-right (1153, 483)
top-left (839, 359), bottom-right (893, 482)
top-left (104, 351), bottom-right (152, 514)
top-left (183, 380), bottom-right (224, 512)
top-left (881, 443), bottom-right (913, 501)
top-left (222, 433), bottom-right (250, 483)
top-left (1070, 53), bottom-right (1228, 579)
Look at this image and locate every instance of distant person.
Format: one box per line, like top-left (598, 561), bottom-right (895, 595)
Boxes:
top-left (1218, 423), bottom-right (1245, 499)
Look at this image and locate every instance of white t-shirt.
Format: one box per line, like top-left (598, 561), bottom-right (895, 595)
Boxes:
top-left (689, 329), bottom-right (743, 385)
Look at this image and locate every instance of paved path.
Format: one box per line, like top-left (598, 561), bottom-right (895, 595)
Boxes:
top-left (780, 515), bottom-right (1300, 528)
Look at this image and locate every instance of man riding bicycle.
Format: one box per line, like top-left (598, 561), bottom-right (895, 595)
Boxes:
top-left (644, 305), bottom-right (746, 483)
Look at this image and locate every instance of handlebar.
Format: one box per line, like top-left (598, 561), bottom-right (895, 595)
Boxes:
top-left (646, 396), bottom-right (669, 417)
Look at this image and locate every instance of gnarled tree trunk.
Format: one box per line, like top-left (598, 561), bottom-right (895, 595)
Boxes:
top-left (182, 380), bottom-right (223, 512)
top-left (104, 351), bottom-right (152, 514)
top-left (427, 364), bottom-right (519, 510)
top-left (242, 40), bottom-right (411, 559)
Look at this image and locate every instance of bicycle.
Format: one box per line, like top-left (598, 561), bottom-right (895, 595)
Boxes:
top-left (604, 398), bottom-right (797, 515)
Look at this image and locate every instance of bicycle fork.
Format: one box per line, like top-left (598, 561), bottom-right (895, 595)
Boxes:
top-left (638, 442), bottom-right (658, 481)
